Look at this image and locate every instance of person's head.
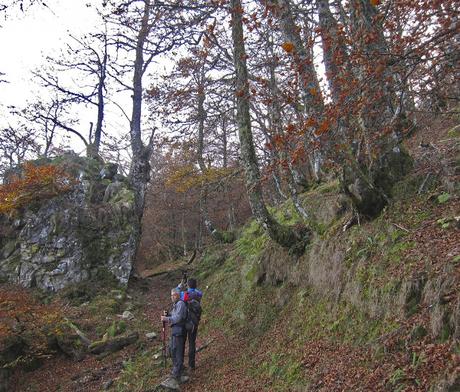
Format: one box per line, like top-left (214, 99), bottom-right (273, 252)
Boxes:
top-left (170, 288), bottom-right (181, 303)
top-left (187, 278), bottom-right (197, 289)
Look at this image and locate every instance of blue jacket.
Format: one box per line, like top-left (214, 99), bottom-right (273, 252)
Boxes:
top-left (180, 287), bottom-right (203, 302)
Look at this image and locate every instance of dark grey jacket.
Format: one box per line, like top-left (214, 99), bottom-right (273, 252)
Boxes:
top-left (167, 300), bottom-right (187, 336)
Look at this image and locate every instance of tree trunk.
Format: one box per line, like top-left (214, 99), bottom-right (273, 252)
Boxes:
top-left (339, 0), bottom-right (413, 217)
top-left (231, 0), bottom-right (309, 251)
top-left (92, 35), bottom-right (108, 155)
top-left (264, 0), bottom-right (324, 179)
top-left (129, 0), bottom-right (155, 260)
top-left (317, 0), bottom-right (349, 104)
top-left (195, 73), bottom-right (227, 242)
top-left (266, 35), bottom-right (309, 219)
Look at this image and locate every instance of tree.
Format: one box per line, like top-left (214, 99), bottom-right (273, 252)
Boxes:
top-left (0, 125), bottom-right (39, 179)
top-left (106, 0), bottom-right (213, 257)
top-left (32, 30), bottom-right (110, 157)
top-left (230, 0), bottom-right (309, 251)
top-left (263, 0), bottom-right (325, 180)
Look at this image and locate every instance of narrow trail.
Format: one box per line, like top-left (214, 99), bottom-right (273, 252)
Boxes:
top-left (10, 271), bottom-right (256, 392)
top-left (141, 273), bottom-right (262, 392)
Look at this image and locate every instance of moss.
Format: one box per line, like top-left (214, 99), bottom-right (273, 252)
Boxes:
top-left (30, 244), bottom-right (40, 254)
top-left (272, 200), bottom-right (301, 226)
top-left (220, 230), bottom-right (237, 243)
top-left (447, 124), bottom-right (460, 138)
top-left (388, 241), bottom-right (416, 264)
top-left (235, 222), bottom-right (269, 262)
top-left (308, 179), bottom-right (340, 195)
top-left (110, 188), bottom-right (134, 204)
top-left (196, 247), bottom-right (228, 280)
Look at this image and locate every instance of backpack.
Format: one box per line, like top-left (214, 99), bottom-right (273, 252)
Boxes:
top-left (185, 298), bottom-right (202, 332)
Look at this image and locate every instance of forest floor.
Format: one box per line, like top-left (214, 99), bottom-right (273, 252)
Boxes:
top-left (8, 115), bottom-right (460, 391)
top-left (9, 271), bottom-right (269, 392)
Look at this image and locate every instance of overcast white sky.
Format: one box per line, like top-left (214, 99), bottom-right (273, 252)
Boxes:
top-left (0, 1), bottom-right (134, 155)
top-left (0, 2), bottom-right (100, 106)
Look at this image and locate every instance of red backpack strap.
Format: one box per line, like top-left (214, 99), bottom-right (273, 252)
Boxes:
top-left (183, 291), bottom-right (190, 302)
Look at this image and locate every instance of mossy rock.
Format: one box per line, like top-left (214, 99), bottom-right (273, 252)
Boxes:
top-left (110, 188), bottom-right (135, 204)
top-left (0, 336), bottom-right (26, 367)
top-left (89, 332), bottom-right (138, 355)
top-left (1, 241), bottom-right (17, 259)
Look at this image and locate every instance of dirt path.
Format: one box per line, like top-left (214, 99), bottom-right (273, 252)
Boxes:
top-left (141, 273), bottom-right (264, 391)
top-left (9, 270), bottom-right (257, 392)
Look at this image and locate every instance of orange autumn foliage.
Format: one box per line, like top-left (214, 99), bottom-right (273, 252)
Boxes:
top-left (0, 285), bottom-right (64, 368)
top-left (281, 41), bottom-right (295, 53)
top-left (0, 162), bottom-right (77, 215)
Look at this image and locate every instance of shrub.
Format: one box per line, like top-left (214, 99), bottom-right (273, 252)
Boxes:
top-left (0, 162), bottom-right (77, 215)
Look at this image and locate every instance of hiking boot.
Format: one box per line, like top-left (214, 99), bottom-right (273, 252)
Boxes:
top-left (179, 375), bottom-right (190, 384)
top-left (160, 377), bottom-right (180, 390)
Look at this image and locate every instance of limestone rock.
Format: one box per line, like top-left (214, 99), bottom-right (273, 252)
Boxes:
top-left (121, 311), bottom-right (134, 320)
top-left (145, 332), bottom-right (158, 340)
top-left (0, 154), bottom-right (136, 292)
top-left (89, 332), bottom-right (139, 355)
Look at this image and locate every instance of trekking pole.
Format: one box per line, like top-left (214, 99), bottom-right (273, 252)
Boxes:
top-left (162, 310), bottom-right (168, 368)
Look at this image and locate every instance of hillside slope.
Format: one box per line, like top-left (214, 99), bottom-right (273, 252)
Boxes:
top-left (6, 121), bottom-right (459, 392)
top-left (183, 123), bottom-right (459, 391)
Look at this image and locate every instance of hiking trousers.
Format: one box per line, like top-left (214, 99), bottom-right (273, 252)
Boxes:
top-left (170, 334), bottom-right (185, 378)
top-left (186, 326), bottom-right (198, 369)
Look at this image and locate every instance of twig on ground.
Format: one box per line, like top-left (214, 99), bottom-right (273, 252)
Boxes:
top-left (418, 172), bottom-right (431, 194)
top-left (196, 338), bottom-right (215, 354)
top-left (392, 223), bottom-right (410, 233)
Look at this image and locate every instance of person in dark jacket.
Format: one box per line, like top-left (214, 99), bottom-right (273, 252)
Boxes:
top-left (160, 288), bottom-right (188, 389)
top-left (182, 278), bottom-right (202, 370)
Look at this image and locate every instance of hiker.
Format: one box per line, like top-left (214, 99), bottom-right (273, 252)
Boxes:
top-left (160, 288), bottom-right (189, 390)
top-left (178, 277), bottom-right (203, 302)
top-left (181, 278), bottom-right (202, 371)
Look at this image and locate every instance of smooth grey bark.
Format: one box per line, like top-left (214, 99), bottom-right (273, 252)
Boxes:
top-left (349, 0), bottom-right (401, 160)
top-left (266, 46), bottom-right (309, 220)
top-left (317, 0), bottom-right (349, 103)
top-left (231, 0), bottom-right (308, 250)
top-left (338, 0), bottom-right (413, 217)
top-left (221, 113), bottom-right (237, 230)
top-left (128, 0), bottom-right (156, 255)
top-left (92, 33), bottom-right (108, 155)
top-left (195, 69), bottom-right (225, 242)
top-left (264, 0), bottom-right (324, 116)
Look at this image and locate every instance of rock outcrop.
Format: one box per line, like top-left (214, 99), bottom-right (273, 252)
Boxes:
top-left (0, 152), bottom-right (136, 291)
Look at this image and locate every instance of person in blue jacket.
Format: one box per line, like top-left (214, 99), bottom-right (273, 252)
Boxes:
top-left (180, 278), bottom-right (202, 370)
top-left (179, 277), bottom-right (203, 303)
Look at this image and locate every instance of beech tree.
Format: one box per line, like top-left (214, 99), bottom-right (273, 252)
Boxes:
top-left (0, 125), bottom-right (39, 178)
top-left (32, 31), bottom-right (110, 157)
top-left (106, 0), bottom-right (214, 255)
top-left (230, 0), bottom-right (309, 251)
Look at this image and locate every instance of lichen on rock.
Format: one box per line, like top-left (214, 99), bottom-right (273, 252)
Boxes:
top-left (0, 153), bottom-right (136, 292)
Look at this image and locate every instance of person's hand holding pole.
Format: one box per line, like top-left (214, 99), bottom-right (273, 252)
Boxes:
top-left (161, 310), bottom-right (168, 368)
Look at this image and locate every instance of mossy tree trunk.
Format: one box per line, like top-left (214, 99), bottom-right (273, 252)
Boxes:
top-left (230, 0), bottom-right (309, 251)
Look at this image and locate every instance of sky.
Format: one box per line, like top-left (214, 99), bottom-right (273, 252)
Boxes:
top-left (0, 2), bottom-right (100, 106)
top-left (0, 1), bottom-right (132, 156)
